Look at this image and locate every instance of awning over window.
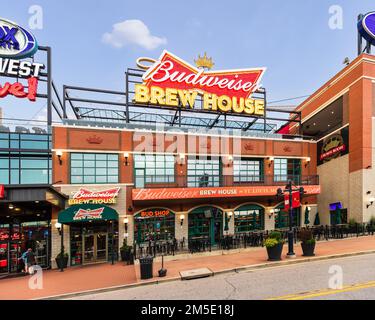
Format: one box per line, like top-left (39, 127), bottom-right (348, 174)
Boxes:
top-left (58, 204), bottom-right (118, 224)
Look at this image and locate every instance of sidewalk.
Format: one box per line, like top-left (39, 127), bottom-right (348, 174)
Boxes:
top-left (1, 235), bottom-right (375, 300)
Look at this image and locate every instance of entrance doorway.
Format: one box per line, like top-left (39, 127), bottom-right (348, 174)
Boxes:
top-left (83, 233), bottom-right (108, 264)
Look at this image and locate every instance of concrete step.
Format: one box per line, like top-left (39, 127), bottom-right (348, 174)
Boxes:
top-left (180, 267), bottom-right (214, 280)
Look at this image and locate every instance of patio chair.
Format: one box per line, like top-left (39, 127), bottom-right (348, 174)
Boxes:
top-left (32, 127), bottom-right (47, 134)
top-left (0, 125), bottom-right (10, 132)
top-left (15, 126), bottom-right (30, 133)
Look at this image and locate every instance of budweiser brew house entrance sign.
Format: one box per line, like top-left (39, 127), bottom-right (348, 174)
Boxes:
top-left (134, 50), bottom-right (266, 116)
top-left (68, 187), bottom-right (121, 205)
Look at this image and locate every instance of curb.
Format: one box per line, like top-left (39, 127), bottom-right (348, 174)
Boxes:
top-left (37, 249), bottom-right (375, 300)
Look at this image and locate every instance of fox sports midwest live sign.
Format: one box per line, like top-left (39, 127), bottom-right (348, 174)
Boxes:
top-left (0, 18), bottom-right (38, 59)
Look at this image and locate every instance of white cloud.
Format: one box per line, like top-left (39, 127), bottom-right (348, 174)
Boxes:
top-left (102, 19), bottom-right (167, 50)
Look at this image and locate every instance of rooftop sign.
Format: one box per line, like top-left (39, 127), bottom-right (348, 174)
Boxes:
top-left (0, 18), bottom-right (38, 59)
top-left (358, 12), bottom-right (375, 46)
top-left (134, 50), bottom-right (266, 116)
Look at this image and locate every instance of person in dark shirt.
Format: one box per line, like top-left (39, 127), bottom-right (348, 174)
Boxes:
top-left (25, 248), bottom-right (36, 273)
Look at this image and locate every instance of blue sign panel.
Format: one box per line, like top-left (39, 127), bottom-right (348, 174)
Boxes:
top-left (0, 18), bottom-right (38, 59)
top-left (358, 12), bottom-right (375, 46)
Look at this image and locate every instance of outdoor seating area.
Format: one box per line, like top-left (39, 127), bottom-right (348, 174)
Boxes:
top-left (131, 222), bottom-right (375, 260)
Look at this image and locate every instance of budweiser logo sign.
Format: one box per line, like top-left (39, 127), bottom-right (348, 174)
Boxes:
top-left (68, 187), bottom-right (120, 205)
top-left (134, 50), bottom-right (266, 116)
top-left (73, 208), bottom-right (104, 221)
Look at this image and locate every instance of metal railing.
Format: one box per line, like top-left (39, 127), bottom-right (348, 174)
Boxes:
top-left (132, 223), bottom-right (375, 258)
top-left (136, 174), bottom-right (319, 188)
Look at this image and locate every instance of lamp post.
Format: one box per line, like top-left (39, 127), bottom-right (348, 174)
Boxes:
top-left (277, 179), bottom-right (305, 258)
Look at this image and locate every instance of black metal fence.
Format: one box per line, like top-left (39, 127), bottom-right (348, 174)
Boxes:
top-left (133, 223), bottom-right (375, 259)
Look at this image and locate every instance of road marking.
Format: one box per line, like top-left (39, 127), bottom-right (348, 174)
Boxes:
top-left (268, 280), bottom-right (375, 300)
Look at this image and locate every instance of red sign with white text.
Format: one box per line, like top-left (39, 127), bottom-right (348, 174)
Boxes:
top-left (132, 185), bottom-right (320, 201)
top-left (284, 191), bottom-right (301, 211)
top-left (73, 208), bottom-right (105, 221)
top-left (142, 50), bottom-right (265, 100)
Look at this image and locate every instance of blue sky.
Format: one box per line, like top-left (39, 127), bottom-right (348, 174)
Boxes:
top-left (1, 0), bottom-right (375, 121)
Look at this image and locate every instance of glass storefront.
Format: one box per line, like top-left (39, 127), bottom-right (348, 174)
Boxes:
top-left (134, 209), bottom-right (175, 244)
top-left (234, 204), bottom-right (265, 233)
top-left (188, 206), bottom-right (222, 245)
top-left (69, 221), bottom-right (118, 266)
top-left (274, 158), bottom-right (301, 184)
top-left (0, 221), bottom-right (50, 274)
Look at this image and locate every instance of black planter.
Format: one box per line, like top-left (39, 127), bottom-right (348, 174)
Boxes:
top-left (121, 249), bottom-right (134, 264)
top-left (266, 243), bottom-right (283, 261)
top-left (301, 242), bottom-right (315, 256)
top-left (55, 256), bottom-right (68, 269)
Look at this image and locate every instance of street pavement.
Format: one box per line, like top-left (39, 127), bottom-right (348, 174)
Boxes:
top-left (69, 253), bottom-right (375, 300)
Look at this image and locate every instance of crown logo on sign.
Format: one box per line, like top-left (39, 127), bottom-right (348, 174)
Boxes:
top-left (194, 52), bottom-right (214, 70)
top-left (244, 143), bottom-right (254, 151)
top-left (86, 135), bottom-right (103, 144)
top-left (283, 146), bottom-right (292, 152)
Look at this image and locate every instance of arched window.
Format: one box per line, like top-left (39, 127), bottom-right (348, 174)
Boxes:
top-left (134, 208), bottom-right (175, 243)
top-left (188, 206), bottom-right (223, 245)
top-left (234, 204), bottom-right (265, 232)
top-left (275, 203), bottom-right (300, 229)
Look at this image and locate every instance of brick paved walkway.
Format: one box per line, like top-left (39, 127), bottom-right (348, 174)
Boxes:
top-left (1, 236), bottom-right (375, 300)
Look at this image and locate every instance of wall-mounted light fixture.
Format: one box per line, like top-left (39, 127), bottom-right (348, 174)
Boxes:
top-left (227, 211), bottom-right (233, 221)
top-left (305, 157), bottom-right (311, 168)
top-left (56, 150), bottom-right (63, 165)
top-left (180, 214), bottom-right (185, 227)
top-left (179, 153), bottom-right (185, 166)
top-left (268, 156), bottom-right (274, 168)
top-left (123, 216), bottom-right (129, 233)
top-left (123, 152), bottom-right (129, 166)
top-left (228, 155), bottom-right (234, 165)
top-left (8, 203), bottom-right (14, 210)
top-left (55, 222), bottom-right (62, 235)
top-left (127, 206), bottom-right (133, 213)
top-left (367, 197), bottom-right (375, 209)
top-left (269, 209), bottom-right (274, 219)
top-left (367, 191), bottom-right (372, 195)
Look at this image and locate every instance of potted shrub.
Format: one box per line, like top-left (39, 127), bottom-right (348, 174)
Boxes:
top-left (120, 239), bottom-right (133, 264)
top-left (264, 231), bottom-right (284, 261)
top-left (298, 229), bottom-right (316, 256)
top-left (55, 251), bottom-right (69, 269)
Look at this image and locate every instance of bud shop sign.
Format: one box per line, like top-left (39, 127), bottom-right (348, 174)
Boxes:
top-left (69, 187), bottom-right (121, 205)
top-left (140, 209), bottom-right (170, 218)
top-left (0, 18), bottom-right (44, 101)
top-left (135, 50), bottom-right (266, 116)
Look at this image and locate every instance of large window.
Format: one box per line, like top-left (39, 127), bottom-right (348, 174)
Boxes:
top-left (274, 158), bottom-right (301, 183)
top-left (233, 158), bottom-right (263, 183)
top-left (234, 205), bottom-right (265, 232)
top-left (134, 154), bottom-right (175, 187)
top-left (0, 133), bottom-right (51, 185)
top-left (70, 153), bottom-right (119, 184)
top-left (0, 152), bottom-right (51, 185)
top-left (187, 157), bottom-right (221, 187)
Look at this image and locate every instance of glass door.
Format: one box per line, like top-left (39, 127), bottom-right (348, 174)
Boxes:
top-left (96, 233), bottom-right (107, 262)
top-left (83, 234), bottom-right (95, 263)
top-left (0, 242), bottom-right (9, 274)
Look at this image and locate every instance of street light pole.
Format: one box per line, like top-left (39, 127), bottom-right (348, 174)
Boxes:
top-left (286, 180), bottom-right (296, 258)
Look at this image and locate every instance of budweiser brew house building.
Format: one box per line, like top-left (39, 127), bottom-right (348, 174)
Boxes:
top-left (0, 17), bottom-right (321, 271)
top-left (51, 50), bottom-right (320, 268)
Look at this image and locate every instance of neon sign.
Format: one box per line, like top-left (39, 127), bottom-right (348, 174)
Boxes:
top-left (134, 50), bottom-right (266, 116)
top-left (68, 187), bottom-right (121, 205)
